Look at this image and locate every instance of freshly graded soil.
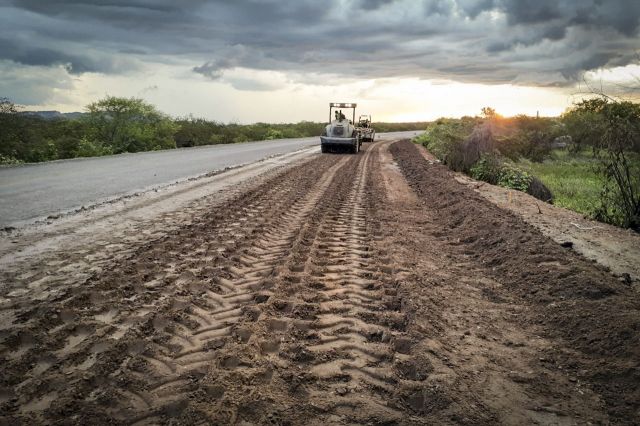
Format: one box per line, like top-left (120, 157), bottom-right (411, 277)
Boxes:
top-left (389, 140), bottom-right (639, 423)
top-left (0, 139), bottom-right (638, 424)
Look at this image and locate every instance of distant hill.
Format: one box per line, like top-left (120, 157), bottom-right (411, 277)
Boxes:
top-left (19, 110), bottom-right (86, 120)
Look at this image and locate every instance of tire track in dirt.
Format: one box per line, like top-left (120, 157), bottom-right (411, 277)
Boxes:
top-left (0, 156), bottom-right (347, 424)
top-left (5, 138), bottom-right (637, 425)
top-left (105, 157), bottom-right (351, 424)
top-left (212, 143), bottom-right (409, 424)
top-left (153, 143), bottom-right (411, 424)
top-left (299, 144), bottom-right (403, 417)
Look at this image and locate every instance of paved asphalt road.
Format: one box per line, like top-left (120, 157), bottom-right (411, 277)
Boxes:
top-left (0, 131), bottom-right (421, 227)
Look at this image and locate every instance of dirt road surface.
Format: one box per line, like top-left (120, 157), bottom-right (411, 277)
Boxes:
top-left (1, 140), bottom-right (638, 425)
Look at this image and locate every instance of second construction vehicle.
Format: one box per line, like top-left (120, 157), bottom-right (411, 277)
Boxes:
top-left (320, 102), bottom-right (362, 154)
top-left (357, 115), bottom-right (375, 142)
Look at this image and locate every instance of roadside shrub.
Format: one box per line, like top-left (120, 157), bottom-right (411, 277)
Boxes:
top-left (418, 110), bottom-right (563, 204)
top-left (470, 154), bottom-right (552, 201)
top-left (460, 121), bottom-right (495, 171)
top-left (564, 98), bottom-right (640, 230)
top-left (469, 155), bottom-right (502, 184)
top-left (496, 115), bottom-right (559, 162)
top-left (470, 156), bottom-right (531, 191)
top-left (374, 122), bottom-right (430, 133)
top-left (418, 114), bottom-right (558, 172)
top-left (497, 163), bottom-right (532, 192)
top-left (55, 135), bottom-right (82, 159)
top-left (418, 117), bottom-right (478, 171)
top-left (20, 138), bottom-right (58, 163)
top-left (209, 134), bottom-right (225, 144)
top-left (75, 137), bottom-right (113, 158)
top-left (265, 128), bottom-right (284, 140)
top-left (0, 154), bottom-right (23, 165)
top-left (233, 134), bottom-right (250, 143)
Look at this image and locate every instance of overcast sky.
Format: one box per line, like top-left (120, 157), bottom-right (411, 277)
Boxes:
top-left (1, 0), bottom-right (639, 122)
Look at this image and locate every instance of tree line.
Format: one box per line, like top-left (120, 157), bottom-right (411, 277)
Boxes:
top-left (0, 96), bottom-right (428, 164)
top-left (416, 100), bottom-right (640, 230)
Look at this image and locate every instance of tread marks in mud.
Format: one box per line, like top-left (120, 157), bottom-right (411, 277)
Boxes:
top-left (281, 146), bottom-right (405, 419)
top-left (2, 145), bottom-right (416, 424)
top-left (0, 156), bottom-right (339, 424)
top-left (184, 146), bottom-right (406, 424)
top-left (113, 158), bottom-right (351, 423)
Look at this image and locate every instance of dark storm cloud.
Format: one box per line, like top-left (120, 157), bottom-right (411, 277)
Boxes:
top-left (456, 0), bottom-right (494, 19)
top-left (9, 0), bottom-right (208, 26)
top-left (0, 38), bottom-right (93, 73)
top-left (193, 58), bottom-right (236, 80)
top-left (459, 0), bottom-right (640, 35)
top-left (0, 35), bottom-right (132, 74)
top-left (1, 0), bottom-right (639, 91)
top-left (424, 0), bottom-right (454, 17)
top-left (360, 0), bottom-right (396, 10)
top-left (500, 0), bottom-right (640, 36)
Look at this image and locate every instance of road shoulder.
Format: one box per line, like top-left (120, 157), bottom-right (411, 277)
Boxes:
top-left (414, 143), bottom-right (640, 286)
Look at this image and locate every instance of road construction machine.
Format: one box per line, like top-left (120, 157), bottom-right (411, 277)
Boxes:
top-left (320, 102), bottom-right (361, 154)
top-left (357, 114), bottom-right (375, 142)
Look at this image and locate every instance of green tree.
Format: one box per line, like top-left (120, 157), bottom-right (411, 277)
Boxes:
top-left (265, 128), bottom-right (283, 140)
top-left (0, 97), bottom-right (18, 114)
top-left (564, 98), bottom-right (640, 229)
top-left (561, 98), bottom-right (608, 152)
top-left (85, 96), bottom-right (178, 154)
top-left (416, 117), bottom-right (479, 171)
top-left (497, 115), bottom-right (559, 162)
top-left (481, 106), bottom-right (498, 119)
top-left (0, 97), bottom-right (24, 163)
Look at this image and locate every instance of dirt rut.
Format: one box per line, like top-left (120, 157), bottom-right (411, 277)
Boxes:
top-left (0, 144), bottom-right (404, 424)
top-left (1, 141), bottom-right (638, 425)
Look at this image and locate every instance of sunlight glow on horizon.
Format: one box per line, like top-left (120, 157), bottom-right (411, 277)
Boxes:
top-left (28, 64), bottom-right (602, 123)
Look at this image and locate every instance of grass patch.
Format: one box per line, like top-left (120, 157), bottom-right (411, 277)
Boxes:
top-left (516, 149), bottom-right (603, 218)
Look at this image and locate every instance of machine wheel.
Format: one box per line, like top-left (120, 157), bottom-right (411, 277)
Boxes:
top-left (321, 145), bottom-right (328, 153)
